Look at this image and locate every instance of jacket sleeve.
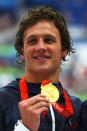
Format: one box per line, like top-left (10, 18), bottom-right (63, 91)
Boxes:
top-left (0, 104), bottom-right (7, 131)
top-left (77, 100), bottom-right (87, 131)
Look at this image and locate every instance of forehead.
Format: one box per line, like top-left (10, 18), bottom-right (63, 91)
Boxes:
top-left (23, 20), bottom-right (60, 40)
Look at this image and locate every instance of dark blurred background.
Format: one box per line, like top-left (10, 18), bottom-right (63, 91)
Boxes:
top-left (0, 0), bottom-right (87, 100)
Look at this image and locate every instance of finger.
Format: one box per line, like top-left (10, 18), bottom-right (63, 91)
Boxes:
top-left (28, 94), bottom-right (49, 105)
top-left (19, 94), bottom-right (45, 107)
top-left (30, 101), bottom-right (50, 110)
top-left (19, 94), bottom-right (50, 109)
top-left (36, 106), bottom-right (49, 115)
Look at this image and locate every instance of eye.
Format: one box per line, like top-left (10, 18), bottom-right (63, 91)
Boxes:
top-left (28, 39), bottom-right (37, 45)
top-left (44, 37), bottom-right (56, 44)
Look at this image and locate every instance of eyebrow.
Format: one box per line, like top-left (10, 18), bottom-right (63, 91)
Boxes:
top-left (24, 35), bottom-right (37, 43)
top-left (43, 34), bottom-right (56, 39)
top-left (24, 34), bottom-right (57, 42)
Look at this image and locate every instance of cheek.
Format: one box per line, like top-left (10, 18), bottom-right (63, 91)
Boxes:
top-left (53, 49), bottom-right (62, 63)
top-left (52, 47), bottom-right (61, 57)
top-left (24, 47), bottom-right (34, 61)
top-left (55, 52), bottom-right (61, 61)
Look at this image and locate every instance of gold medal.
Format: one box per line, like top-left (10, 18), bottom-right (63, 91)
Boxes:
top-left (41, 81), bottom-right (59, 103)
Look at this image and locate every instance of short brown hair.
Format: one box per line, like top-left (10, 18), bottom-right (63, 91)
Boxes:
top-left (15, 6), bottom-right (75, 62)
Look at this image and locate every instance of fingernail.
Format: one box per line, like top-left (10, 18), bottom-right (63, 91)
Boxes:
top-left (42, 94), bottom-right (47, 96)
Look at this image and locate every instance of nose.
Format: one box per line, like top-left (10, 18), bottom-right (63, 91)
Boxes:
top-left (35, 38), bottom-right (47, 53)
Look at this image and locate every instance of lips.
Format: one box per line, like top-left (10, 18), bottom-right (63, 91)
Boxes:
top-left (34, 56), bottom-right (50, 59)
top-left (33, 55), bottom-right (50, 59)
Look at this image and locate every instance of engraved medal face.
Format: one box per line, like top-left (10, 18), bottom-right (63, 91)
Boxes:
top-left (41, 83), bottom-right (59, 103)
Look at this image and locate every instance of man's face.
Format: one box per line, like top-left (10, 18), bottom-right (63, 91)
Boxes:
top-left (21, 20), bottom-right (65, 75)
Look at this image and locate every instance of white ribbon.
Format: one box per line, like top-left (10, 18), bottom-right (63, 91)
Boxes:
top-left (50, 104), bottom-right (55, 131)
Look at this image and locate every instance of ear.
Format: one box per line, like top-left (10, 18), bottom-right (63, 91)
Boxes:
top-left (61, 49), bottom-right (67, 59)
top-left (20, 48), bottom-right (25, 60)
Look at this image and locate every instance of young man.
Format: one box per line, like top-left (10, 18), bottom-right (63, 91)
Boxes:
top-left (0, 6), bottom-right (87, 131)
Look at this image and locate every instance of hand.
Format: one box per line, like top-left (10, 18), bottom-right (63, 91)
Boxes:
top-left (18, 94), bottom-right (50, 131)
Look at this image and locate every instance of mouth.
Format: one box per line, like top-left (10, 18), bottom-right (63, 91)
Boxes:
top-left (33, 56), bottom-right (50, 63)
top-left (33, 56), bottom-right (50, 59)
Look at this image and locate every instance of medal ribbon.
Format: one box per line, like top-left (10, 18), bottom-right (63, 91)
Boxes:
top-left (19, 76), bottom-right (74, 119)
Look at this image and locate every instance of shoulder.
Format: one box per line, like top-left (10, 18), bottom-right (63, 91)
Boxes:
top-left (70, 94), bottom-right (82, 106)
top-left (69, 93), bottom-right (83, 109)
top-left (76, 100), bottom-right (87, 130)
top-left (66, 91), bottom-right (83, 116)
top-left (78, 100), bottom-right (87, 119)
top-left (0, 79), bottom-right (21, 106)
top-left (0, 79), bottom-right (22, 131)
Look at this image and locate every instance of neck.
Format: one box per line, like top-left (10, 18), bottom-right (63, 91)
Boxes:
top-left (25, 70), bottom-right (60, 83)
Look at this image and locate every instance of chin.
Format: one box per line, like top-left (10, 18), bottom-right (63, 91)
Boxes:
top-left (35, 68), bottom-right (50, 73)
